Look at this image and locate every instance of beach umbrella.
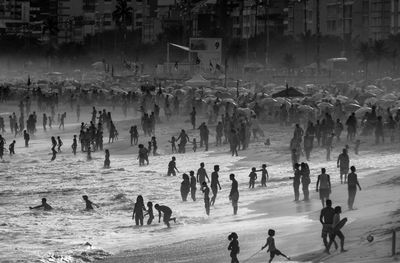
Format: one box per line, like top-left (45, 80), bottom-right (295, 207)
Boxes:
top-left (364, 97), bottom-right (378, 105)
top-left (380, 93), bottom-right (397, 101)
top-left (215, 91), bottom-right (233, 99)
top-left (260, 97), bottom-right (278, 107)
top-left (345, 103), bottom-right (361, 112)
top-left (336, 95), bottom-right (349, 103)
top-left (222, 98), bottom-right (237, 106)
top-left (275, 97), bottom-right (291, 107)
top-left (355, 107), bottom-right (372, 117)
top-left (317, 102), bottom-right (334, 109)
top-left (298, 105), bottom-right (314, 112)
top-left (377, 99), bottom-right (396, 108)
top-left (366, 85), bottom-right (383, 94)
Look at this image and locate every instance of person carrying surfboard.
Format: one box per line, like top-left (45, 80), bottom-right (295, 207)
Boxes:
top-left (326, 206), bottom-right (347, 254)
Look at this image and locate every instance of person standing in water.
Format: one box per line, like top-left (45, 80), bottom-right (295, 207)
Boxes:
top-left (190, 107), bottom-right (196, 130)
top-left (289, 163), bottom-right (301, 201)
top-left (51, 147), bottom-right (57, 161)
top-left (87, 146), bottom-right (92, 161)
top-left (9, 140), bottom-right (16, 155)
top-left (300, 162), bottom-right (311, 201)
top-left (144, 202), bottom-right (154, 225)
top-left (257, 164), bottom-right (269, 187)
top-left (72, 135), bottom-right (77, 155)
top-left (201, 182), bottom-right (211, 216)
top-left (248, 167), bottom-right (258, 189)
top-left (189, 171), bottom-right (197, 201)
top-left (197, 162), bottom-right (210, 186)
top-left (180, 173), bottom-right (190, 201)
top-left (316, 168), bottom-right (331, 207)
top-left (29, 198), bottom-right (52, 211)
top-left (129, 125), bottom-right (138, 146)
top-left (167, 156), bottom-right (179, 176)
top-left (347, 166), bottom-right (361, 210)
top-left (228, 232), bottom-right (240, 263)
top-left (23, 130), bottom-right (30, 147)
top-left (57, 136), bottom-right (63, 152)
top-left (229, 173), bottom-right (239, 215)
top-left (210, 165), bottom-right (222, 206)
top-left (337, 148), bottom-right (350, 184)
top-left (132, 195), bottom-right (147, 226)
top-left (104, 149), bottom-right (110, 168)
top-left (82, 195), bottom-right (99, 211)
top-left (261, 229), bottom-right (291, 262)
top-left (155, 204), bottom-right (176, 228)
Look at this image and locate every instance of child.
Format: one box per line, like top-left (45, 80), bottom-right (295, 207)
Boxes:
top-left (82, 195), bottom-right (99, 211)
top-left (168, 136), bottom-right (177, 153)
top-left (104, 149), bottom-right (110, 168)
top-left (261, 229), bottom-right (290, 262)
top-left (355, 139), bottom-right (360, 155)
top-left (167, 156), bottom-right (179, 176)
top-left (144, 201), bottom-right (154, 225)
top-left (147, 141), bottom-right (152, 155)
top-left (257, 164), bottom-right (269, 187)
top-left (192, 138), bottom-right (197, 152)
top-left (8, 140), bottom-right (15, 155)
top-left (248, 167), bottom-right (257, 188)
top-left (228, 232), bottom-right (240, 263)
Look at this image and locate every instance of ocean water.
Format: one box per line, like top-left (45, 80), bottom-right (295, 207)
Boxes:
top-left (1, 110), bottom-right (400, 262)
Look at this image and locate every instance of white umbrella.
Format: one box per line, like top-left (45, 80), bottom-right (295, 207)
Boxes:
top-left (345, 103), bottom-right (361, 112)
top-left (364, 97), bottom-right (378, 105)
top-left (380, 93), bottom-right (397, 101)
top-left (222, 98), bottom-right (237, 105)
top-left (336, 95), bottom-right (349, 103)
top-left (355, 107), bottom-right (372, 117)
top-left (298, 105), bottom-right (314, 112)
top-left (317, 102), bottom-right (334, 109)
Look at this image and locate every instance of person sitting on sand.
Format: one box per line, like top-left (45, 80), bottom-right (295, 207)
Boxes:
top-left (261, 229), bottom-right (290, 263)
top-left (82, 195), bottom-right (99, 211)
top-left (29, 198), bottom-right (52, 211)
top-left (154, 204), bottom-right (176, 228)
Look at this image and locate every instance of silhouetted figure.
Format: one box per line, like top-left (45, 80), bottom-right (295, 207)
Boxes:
top-left (104, 149), bottom-right (110, 168)
top-left (132, 195), bottom-right (146, 226)
top-left (197, 162), bottom-right (210, 186)
top-left (248, 167), bottom-right (257, 189)
top-left (347, 166), bottom-right (361, 210)
top-left (300, 162), bottom-right (310, 201)
top-left (257, 164), bottom-right (269, 187)
top-left (57, 136), bottom-right (63, 152)
top-left (167, 156), bottom-right (179, 176)
top-left (228, 232), bottom-right (240, 263)
top-left (23, 130), bottom-right (30, 147)
top-left (201, 182), bottom-right (210, 216)
top-left (354, 139), bottom-right (360, 155)
top-left (210, 165), bottom-right (222, 206)
top-left (168, 136), bottom-right (177, 153)
top-left (155, 204), bottom-right (176, 228)
top-left (261, 229), bottom-right (290, 262)
top-left (51, 148), bottom-right (57, 161)
top-left (9, 140), bottom-right (15, 155)
top-left (87, 146), bottom-right (92, 161)
top-left (144, 202), bottom-right (154, 225)
top-left (82, 195), bottom-right (99, 211)
top-left (320, 199), bottom-right (338, 251)
top-left (189, 171), bottom-right (197, 201)
top-left (337, 148), bottom-right (350, 184)
top-left (29, 198), bottom-right (52, 211)
top-left (180, 173), bottom-right (190, 201)
top-left (326, 206), bottom-right (347, 253)
top-left (229, 174), bottom-right (239, 215)
top-left (72, 135), bottom-right (77, 155)
top-left (129, 125), bottom-right (138, 146)
top-left (289, 163), bottom-right (301, 201)
top-left (138, 144), bottom-right (149, 165)
top-left (190, 107), bottom-right (196, 130)
top-left (316, 168), bottom-right (331, 207)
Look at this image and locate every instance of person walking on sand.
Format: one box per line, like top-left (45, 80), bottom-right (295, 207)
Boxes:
top-left (167, 156), bottom-right (179, 176)
top-left (82, 195), bottom-right (99, 211)
top-left (72, 135), bottom-right (77, 155)
top-left (326, 206), bottom-right (347, 253)
top-left (261, 229), bottom-right (290, 262)
top-left (320, 199), bottom-right (338, 251)
top-left (190, 171), bottom-right (197, 201)
top-left (132, 195), bottom-right (147, 226)
top-left (300, 162), bottom-right (311, 201)
top-left (197, 162), bottom-right (210, 186)
top-left (180, 173), bottom-right (190, 201)
top-left (229, 174), bottom-right (239, 215)
top-left (155, 204), bottom-right (176, 228)
top-left (190, 107), bottom-right (196, 130)
top-left (228, 232), bottom-right (240, 263)
top-left (29, 198), bottom-right (53, 211)
top-left (337, 148), bottom-right (350, 184)
top-left (201, 182), bottom-right (211, 216)
top-left (248, 167), bottom-right (257, 188)
top-left (210, 165), bottom-right (222, 206)
top-left (316, 168), bottom-right (331, 207)
top-left (289, 163), bottom-right (301, 201)
top-left (9, 140), bottom-right (16, 155)
top-left (129, 125), bottom-right (138, 146)
top-left (57, 136), bottom-right (63, 152)
top-left (23, 130), bottom-right (30, 147)
top-left (347, 166), bottom-right (361, 210)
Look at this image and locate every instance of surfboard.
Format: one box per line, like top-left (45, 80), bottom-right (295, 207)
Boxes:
top-left (333, 217), bottom-right (347, 231)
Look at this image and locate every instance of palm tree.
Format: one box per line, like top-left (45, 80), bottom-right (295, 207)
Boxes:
top-left (42, 16), bottom-right (59, 69)
top-left (356, 42), bottom-right (373, 81)
top-left (371, 40), bottom-right (387, 76)
top-left (112, 0), bottom-right (133, 53)
top-left (282, 53), bottom-right (296, 74)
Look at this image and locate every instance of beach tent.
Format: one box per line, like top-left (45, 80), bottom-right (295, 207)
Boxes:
top-left (272, 87), bottom-right (304, 98)
top-left (185, 74), bottom-right (211, 87)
